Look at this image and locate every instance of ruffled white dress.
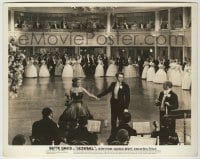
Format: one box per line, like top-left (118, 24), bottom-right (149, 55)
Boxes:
top-left (95, 59), bottom-right (104, 77)
top-left (182, 65), bottom-right (191, 90)
top-left (25, 60), bottom-right (38, 78)
top-left (73, 59), bottom-right (85, 77)
top-left (123, 59), bottom-right (137, 78)
top-left (170, 64), bottom-right (183, 86)
top-left (146, 62), bottom-right (155, 82)
top-left (62, 60), bottom-right (73, 77)
top-left (39, 63), bottom-right (50, 77)
top-left (106, 60), bottom-right (118, 77)
top-left (167, 62), bottom-right (176, 81)
top-left (142, 61), bottom-right (150, 79)
top-left (153, 64), bottom-right (167, 84)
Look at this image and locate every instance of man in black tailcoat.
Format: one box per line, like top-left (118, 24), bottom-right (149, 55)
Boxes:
top-left (154, 57), bottom-right (160, 73)
top-left (102, 53), bottom-right (108, 76)
top-left (62, 53), bottom-right (68, 65)
top-left (164, 58), bottom-right (170, 72)
top-left (90, 54), bottom-right (97, 75)
top-left (84, 54), bottom-right (93, 76)
top-left (48, 55), bottom-right (56, 77)
top-left (136, 55), bottom-right (144, 77)
top-left (116, 54), bottom-right (126, 72)
top-left (97, 72), bottom-right (130, 134)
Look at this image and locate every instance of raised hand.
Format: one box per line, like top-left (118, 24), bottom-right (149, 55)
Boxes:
top-left (155, 99), bottom-right (160, 106)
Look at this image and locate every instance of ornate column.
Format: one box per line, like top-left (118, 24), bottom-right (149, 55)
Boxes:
top-left (106, 12), bottom-right (111, 57)
top-left (168, 9), bottom-right (171, 59)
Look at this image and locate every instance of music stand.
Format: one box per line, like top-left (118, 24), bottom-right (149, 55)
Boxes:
top-left (87, 119), bottom-right (103, 134)
top-left (133, 122), bottom-right (151, 136)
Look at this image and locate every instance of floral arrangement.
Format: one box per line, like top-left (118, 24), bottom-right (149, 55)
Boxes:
top-left (8, 51), bottom-right (25, 98)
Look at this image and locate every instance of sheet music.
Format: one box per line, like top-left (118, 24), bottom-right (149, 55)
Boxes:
top-left (133, 122), bottom-right (151, 134)
top-left (87, 120), bottom-right (101, 133)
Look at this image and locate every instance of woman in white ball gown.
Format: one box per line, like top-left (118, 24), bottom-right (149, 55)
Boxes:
top-left (62, 57), bottom-right (73, 77)
top-left (123, 57), bottom-right (137, 78)
top-left (25, 57), bottom-right (38, 78)
top-left (146, 59), bottom-right (155, 82)
top-left (95, 57), bottom-right (104, 77)
top-left (39, 60), bottom-right (50, 77)
top-left (141, 59), bottom-right (150, 79)
top-left (55, 59), bottom-right (64, 76)
top-left (170, 60), bottom-right (183, 86)
top-left (167, 59), bottom-right (176, 81)
top-left (182, 61), bottom-right (191, 90)
top-left (153, 62), bottom-right (167, 84)
top-left (73, 55), bottom-right (85, 77)
top-left (106, 57), bottom-right (118, 76)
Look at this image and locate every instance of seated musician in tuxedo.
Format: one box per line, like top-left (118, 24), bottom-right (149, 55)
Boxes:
top-left (31, 107), bottom-right (62, 145)
top-left (12, 134), bottom-right (26, 145)
top-left (107, 112), bottom-right (137, 144)
top-left (110, 129), bottom-right (130, 145)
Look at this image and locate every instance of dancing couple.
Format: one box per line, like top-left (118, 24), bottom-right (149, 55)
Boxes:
top-left (61, 72), bottom-right (130, 137)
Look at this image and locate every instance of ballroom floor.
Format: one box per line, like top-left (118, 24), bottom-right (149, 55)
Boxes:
top-left (8, 77), bottom-right (191, 145)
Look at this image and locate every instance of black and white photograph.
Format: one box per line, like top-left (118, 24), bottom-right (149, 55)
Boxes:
top-left (3, 2), bottom-right (199, 157)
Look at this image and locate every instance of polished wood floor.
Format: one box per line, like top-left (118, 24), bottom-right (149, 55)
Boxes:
top-left (8, 77), bottom-right (191, 145)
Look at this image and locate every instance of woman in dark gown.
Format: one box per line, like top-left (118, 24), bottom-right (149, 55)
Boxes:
top-left (68, 78), bottom-right (99, 118)
top-left (58, 78), bottom-right (99, 134)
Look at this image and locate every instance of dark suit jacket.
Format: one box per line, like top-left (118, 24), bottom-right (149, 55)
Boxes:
top-left (62, 56), bottom-right (68, 65)
top-left (136, 58), bottom-right (144, 66)
top-left (154, 59), bottom-right (159, 72)
top-left (157, 90), bottom-right (179, 112)
top-left (32, 117), bottom-right (61, 145)
top-left (116, 57), bottom-right (126, 67)
top-left (80, 57), bottom-right (86, 66)
top-left (102, 57), bottom-right (108, 68)
top-left (47, 57), bottom-right (56, 69)
top-left (97, 82), bottom-right (130, 110)
top-left (164, 59), bottom-right (170, 72)
top-left (85, 57), bottom-right (93, 67)
top-left (115, 123), bottom-right (137, 137)
top-left (108, 123), bottom-right (137, 144)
